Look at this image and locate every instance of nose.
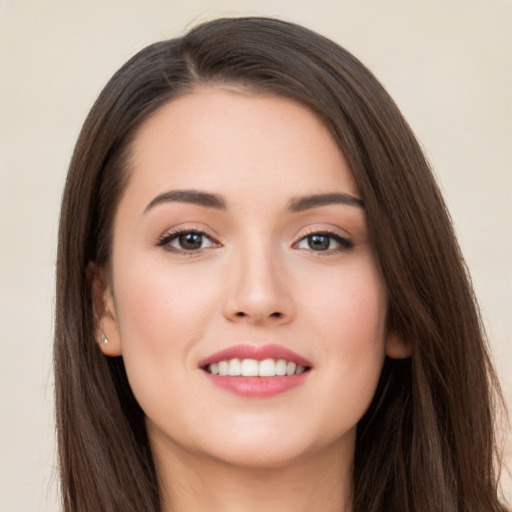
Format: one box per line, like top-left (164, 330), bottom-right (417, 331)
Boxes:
top-left (222, 243), bottom-right (295, 326)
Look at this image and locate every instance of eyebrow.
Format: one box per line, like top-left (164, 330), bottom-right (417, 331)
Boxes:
top-left (144, 189), bottom-right (227, 212)
top-left (287, 193), bottom-right (364, 212)
top-left (144, 189), bottom-right (364, 214)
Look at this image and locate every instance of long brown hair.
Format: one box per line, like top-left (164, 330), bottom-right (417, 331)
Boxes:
top-left (55, 16), bottom-right (506, 511)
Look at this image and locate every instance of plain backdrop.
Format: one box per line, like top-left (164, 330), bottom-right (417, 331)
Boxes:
top-left (1, 1), bottom-right (511, 510)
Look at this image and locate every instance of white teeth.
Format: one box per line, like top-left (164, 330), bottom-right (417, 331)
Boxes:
top-left (241, 359), bottom-right (259, 377)
top-left (286, 362), bottom-right (297, 376)
top-left (228, 358), bottom-right (241, 376)
top-left (218, 360), bottom-right (228, 376)
top-left (259, 358), bottom-right (275, 377)
top-left (275, 359), bottom-right (287, 376)
top-left (206, 358), bottom-right (308, 377)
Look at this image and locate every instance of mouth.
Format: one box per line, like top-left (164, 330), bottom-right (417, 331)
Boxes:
top-left (199, 344), bottom-right (312, 397)
top-left (203, 358), bottom-right (309, 377)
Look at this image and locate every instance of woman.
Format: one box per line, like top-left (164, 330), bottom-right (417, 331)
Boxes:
top-left (54, 16), bottom-right (507, 512)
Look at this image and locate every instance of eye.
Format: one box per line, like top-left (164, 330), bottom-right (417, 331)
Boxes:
top-left (157, 230), bottom-right (218, 253)
top-left (294, 232), bottom-right (353, 252)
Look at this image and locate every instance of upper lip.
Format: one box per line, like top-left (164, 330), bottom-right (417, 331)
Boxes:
top-left (199, 344), bottom-right (313, 368)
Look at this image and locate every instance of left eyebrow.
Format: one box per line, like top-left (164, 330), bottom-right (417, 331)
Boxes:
top-left (144, 189), bottom-right (227, 213)
top-left (287, 193), bottom-right (364, 212)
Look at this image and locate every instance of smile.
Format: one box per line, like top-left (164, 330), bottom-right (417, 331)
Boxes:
top-left (206, 358), bottom-right (308, 377)
top-left (199, 344), bottom-right (312, 397)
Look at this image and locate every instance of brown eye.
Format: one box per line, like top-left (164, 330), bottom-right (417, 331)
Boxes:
top-left (178, 232), bottom-right (203, 250)
top-left (158, 230), bottom-right (218, 253)
top-left (308, 234), bottom-right (331, 251)
top-left (294, 232), bottom-right (354, 252)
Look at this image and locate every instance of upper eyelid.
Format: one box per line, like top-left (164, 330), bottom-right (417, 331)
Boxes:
top-left (295, 232), bottom-right (351, 244)
top-left (295, 225), bottom-right (351, 240)
top-left (155, 224), bottom-right (352, 247)
top-left (292, 227), bottom-right (354, 251)
top-left (156, 230), bottom-right (220, 256)
top-left (157, 225), bottom-right (221, 244)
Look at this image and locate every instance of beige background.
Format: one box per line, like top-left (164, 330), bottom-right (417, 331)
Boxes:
top-left (1, 1), bottom-right (511, 510)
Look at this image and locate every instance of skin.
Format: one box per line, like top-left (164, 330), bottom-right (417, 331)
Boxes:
top-left (92, 88), bottom-right (410, 512)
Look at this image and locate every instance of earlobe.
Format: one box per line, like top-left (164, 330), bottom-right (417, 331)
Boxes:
top-left (385, 330), bottom-right (412, 359)
top-left (87, 262), bottom-right (123, 357)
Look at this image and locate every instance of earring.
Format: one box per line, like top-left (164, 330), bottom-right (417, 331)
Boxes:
top-left (99, 333), bottom-right (109, 345)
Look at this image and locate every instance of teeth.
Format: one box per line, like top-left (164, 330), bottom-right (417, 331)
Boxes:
top-left (206, 358), bottom-right (308, 377)
top-left (241, 359), bottom-right (259, 376)
top-left (286, 362), bottom-right (297, 376)
top-left (259, 358), bottom-right (275, 377)
top-left (275, 359), bottom-right (287, 376)
top-left (218, 360), bottom-right (228, 376)
top-left (228, 358), bottom-right (241, 376)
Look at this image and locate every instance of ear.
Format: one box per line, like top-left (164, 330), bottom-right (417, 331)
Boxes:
top-left (385, 330), bottom-right (412, 359)
top-left (87, 262), bottom-right (122, 356)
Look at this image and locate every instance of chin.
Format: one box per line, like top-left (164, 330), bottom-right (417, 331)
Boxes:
top-left (218, 441), bottom-right (311, 469)
top-left (189, 421), bottom-right (355, 471)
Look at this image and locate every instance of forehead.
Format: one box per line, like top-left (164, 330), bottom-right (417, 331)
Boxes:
top-left (126, 88), bottom-right (359, 210)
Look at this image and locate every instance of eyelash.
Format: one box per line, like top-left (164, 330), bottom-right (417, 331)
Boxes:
top-left (292, 229), bottom-right (354, 255)
top-left (157, 229), bottom-right (220, 255)
top-left (156, 228), bottom-right (353, 255)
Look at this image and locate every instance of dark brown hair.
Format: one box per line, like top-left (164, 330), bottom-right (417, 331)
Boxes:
top-left (55, 16), bottom-right (506, 512)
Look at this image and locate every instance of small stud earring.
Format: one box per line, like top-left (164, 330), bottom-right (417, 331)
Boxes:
top-left (100, 333), bottom-right (109, 345)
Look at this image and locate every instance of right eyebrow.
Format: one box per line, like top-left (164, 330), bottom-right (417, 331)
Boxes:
top-left (287, 192), bottom-right (364, 212)
top-left (144, 189), bottom-right (227, 213)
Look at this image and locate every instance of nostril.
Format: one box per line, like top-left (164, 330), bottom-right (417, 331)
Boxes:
top-left (231, 311), bottom-right (284, 320)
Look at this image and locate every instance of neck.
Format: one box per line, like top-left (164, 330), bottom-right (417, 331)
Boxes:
top-left (152, 439), bottom-right (354, 512)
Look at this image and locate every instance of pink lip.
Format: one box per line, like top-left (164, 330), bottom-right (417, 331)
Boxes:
top-left (203, 373), bottom-right (309, 397)
top-left (199, 344), bottom-right (312, 398)
top-left (199, 343), bottom-right (312, 368)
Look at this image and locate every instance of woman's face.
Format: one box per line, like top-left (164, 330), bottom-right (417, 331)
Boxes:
top-left (96, 88), bottom-right (403, 469)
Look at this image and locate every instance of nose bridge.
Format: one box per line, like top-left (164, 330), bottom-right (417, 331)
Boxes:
top-left (223, 233), bottom-right (293, 324)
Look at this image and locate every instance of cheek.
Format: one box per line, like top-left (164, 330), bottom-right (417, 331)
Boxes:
top-left (305, 258), bottom-right (388, 348)
top-left (302, 258), bottom-right (387, 407)
top-left (114, 258), bottom-right (219, 343)
top-left (111, 258), bottom-right (223, 397)
top-left (110, 260), bottom-right (224, 426)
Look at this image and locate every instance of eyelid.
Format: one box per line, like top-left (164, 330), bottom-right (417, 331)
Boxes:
top-left (156, 225), bottom-right (222, 254)
top-left (294, 224), bottom-right (352, 241)
top-left (154, 223), bottom-right (353, 255)
top-left (292, 226), bottom-right (354, 253)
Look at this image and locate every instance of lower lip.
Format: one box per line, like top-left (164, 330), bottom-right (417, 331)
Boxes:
top-left (203, 371), bottom-right (309, 398)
